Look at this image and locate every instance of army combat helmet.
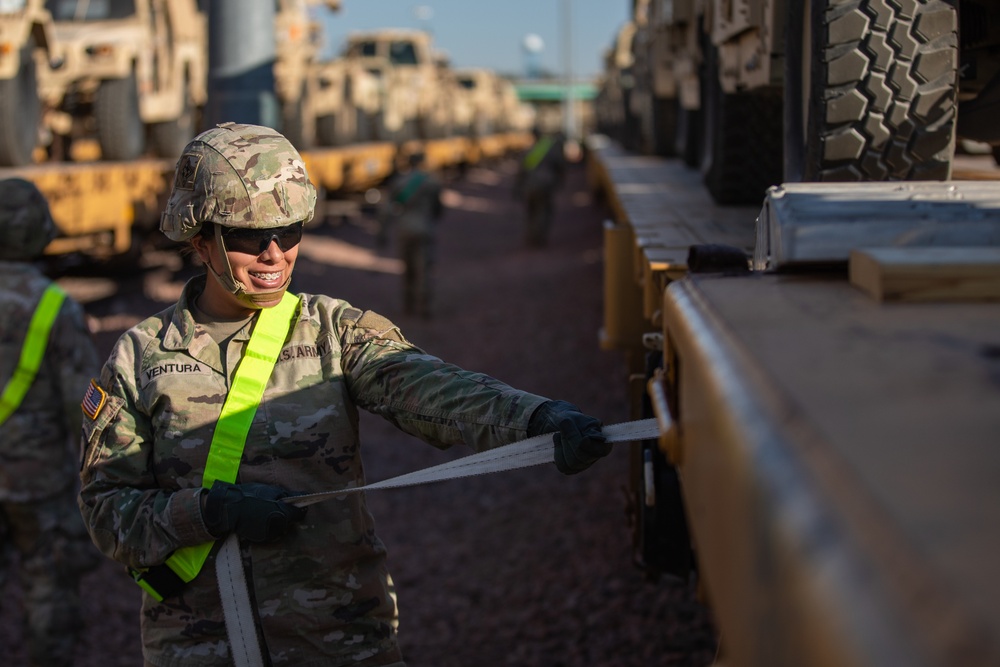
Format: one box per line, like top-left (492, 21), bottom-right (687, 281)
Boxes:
top-left (160, 122), bottom-right (317, 307)
top-left (0, 178), bottom-right (58, 261)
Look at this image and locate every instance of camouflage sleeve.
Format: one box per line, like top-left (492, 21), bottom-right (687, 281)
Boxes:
top-left (49, 297), bottom-right (100, 446)
top-left (338, 308), bottom-right (549, 451)
top-left (78, 337), bottom-right (213, 570)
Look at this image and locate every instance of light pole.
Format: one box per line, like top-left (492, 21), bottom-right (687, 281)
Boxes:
top-left (561, 0), bottom-right (576, 141)
top-left (414, 5), bottom-right (433, 35)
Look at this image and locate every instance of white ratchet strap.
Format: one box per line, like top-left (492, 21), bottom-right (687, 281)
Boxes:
top-left (288, 418), bottom-right (661, 507)
top-left (216, 418), bottom-right (660, 667)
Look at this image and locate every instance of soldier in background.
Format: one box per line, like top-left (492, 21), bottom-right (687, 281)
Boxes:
top-left (514, 128), bottom-right (567, 247)
top-left (379, 151), bottom-right (443, 318)
top-left (78, 123), bottom-right (610, 667)
top-left (0, 178), bottom-right (100, 667)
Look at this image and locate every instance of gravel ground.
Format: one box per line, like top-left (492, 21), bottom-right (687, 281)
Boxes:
top-left (1, 155), bottom-right (717, 666)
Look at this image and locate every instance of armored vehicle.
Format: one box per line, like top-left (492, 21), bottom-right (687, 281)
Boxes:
top-left (39, 0), bottom-right (207, 161)
top-left (342, 28), bottom-right (447, 141)
top-left (625, 0), bottom-right (1000, 204)
top-left (312, 57), bottom-right (381, 146)
top-left (434, 53), bottom-right (471, 138)
top-left (0, 0), bottom-right (62, 166)
top-left (454, 68), bottom-right (504, 137)
top-left (495, 77), bottom-right (533, 133)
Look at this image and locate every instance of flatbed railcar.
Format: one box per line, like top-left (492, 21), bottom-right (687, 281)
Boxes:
top-left (0, 132), bottom-right (531, 259)
top-left (589, 135), bottom-right (1000, 667)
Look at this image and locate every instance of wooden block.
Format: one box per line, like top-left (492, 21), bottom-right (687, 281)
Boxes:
top-left (849, 247), bottom-right (1000, 302)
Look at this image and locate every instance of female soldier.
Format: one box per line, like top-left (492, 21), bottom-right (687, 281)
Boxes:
top-left (78, 123), bottom-right (609, 667)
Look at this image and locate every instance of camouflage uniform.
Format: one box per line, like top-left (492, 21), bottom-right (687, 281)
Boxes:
top-left (381, 160), bottom-right (443, 317)
top-left (78, 275), bottom-right (548, 667)
top-left (515, 132), bottom-right (566, 247)
top-left (0, 179), bottom-right (101, 667)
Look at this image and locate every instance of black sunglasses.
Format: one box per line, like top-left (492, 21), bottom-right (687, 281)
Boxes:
top-left (221, 222), bottom-right (304, 255)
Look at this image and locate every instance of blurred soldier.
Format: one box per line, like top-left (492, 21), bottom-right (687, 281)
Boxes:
top-left (380, 151), bottom-right (443, 317)
top-left (78, 123), bottom-right (610, 667)
top-left (514, 128), bottom-right (566, 247)
top-left (0, 178), bottom-right (100, 667)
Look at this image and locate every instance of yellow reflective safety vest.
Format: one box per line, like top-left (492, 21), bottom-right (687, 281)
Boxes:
top-left (132, 291), bottom-right (300, 601)
top-left (523, 136), bottom-right (554, 171)
top-left (0, 283), bottom-right (66, 427)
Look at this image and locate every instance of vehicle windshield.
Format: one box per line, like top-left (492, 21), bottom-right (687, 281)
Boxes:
top-left (389, 40), bottom-right (418, 65)
top-left (46, 0), bottom-right (136, 21)
top-left (348, 40), bottom-right (377, 58)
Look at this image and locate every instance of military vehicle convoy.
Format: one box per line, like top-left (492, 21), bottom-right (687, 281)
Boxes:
top-left (0, 5), bottom-right (533, 259)
top-left (37, 0), bottom-right (207, 161)
top-left (0, 0), bottom-right (61, 166)
top-left (617, 0), bottom-right (1000, 204)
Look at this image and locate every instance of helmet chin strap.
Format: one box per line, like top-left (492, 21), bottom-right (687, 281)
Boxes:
top-left (206, 224), bottom-right (291, 309)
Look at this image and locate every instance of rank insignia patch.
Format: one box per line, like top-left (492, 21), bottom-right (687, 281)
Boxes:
top-left (82, 379), bottom-right (107, 420)
top-left (174, 152), bottom-right (202, 190)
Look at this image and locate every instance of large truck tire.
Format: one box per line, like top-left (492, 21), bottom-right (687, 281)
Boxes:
top-left (282, 85), bottom-right (316, 151)
top-left (651, 95), bottom-right (677, 157)
top-left (150, 89), bottom-right (197, 159)
top-left (316, 102), bottom-right (360, 146)
top-left (316, 113), bottom-right (338, 146)
top-left (674, 99), bottom-right (702, 168)
top-left (369, 111), bottom-right (385, 141)
top-left (621, 89), bottom-right (642, 152)
top-left (700, 44), bottom-right (783, 205)
top-left (0, 37), bottom-right (41, 167)
top-left (95, 73), bottom-right (146, 161)
top-left (784, 0), bottom-right (958, 182)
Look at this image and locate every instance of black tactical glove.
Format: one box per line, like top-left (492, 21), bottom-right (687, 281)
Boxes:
top-left (528, 400), bottom-right (611, 475)
top-left (202, 481), bottom-right (307, 543)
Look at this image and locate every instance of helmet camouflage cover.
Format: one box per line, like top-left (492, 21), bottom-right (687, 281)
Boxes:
top-left (0, 178), bottom-right (57, 261)
top-left (160, 122), bottom-right (317, 242)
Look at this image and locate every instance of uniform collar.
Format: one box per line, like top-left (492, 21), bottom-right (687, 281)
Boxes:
top-left (161, 276), bottom-right (258, 371)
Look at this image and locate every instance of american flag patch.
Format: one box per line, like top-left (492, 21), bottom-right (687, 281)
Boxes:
top-left (82, 379), bottom-right (107, 420)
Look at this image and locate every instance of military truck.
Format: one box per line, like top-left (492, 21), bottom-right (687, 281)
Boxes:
top-left (495, 77), bottom-right (534, 134)
top-left (595, 21), bottom-right (640, 150)
top-left (0, 0), bottom-right (62, 166)
top-left (453, 68), bottom-right (505, 137)
top-left (312, 56), bottom-right (381, 146)
top-left (342, 28), bottom-right (449, 142)
top-left (628, 0), bottom-right (1000, 205)
top-left (433, 53), bottom-right (472, 138)
top-left (38, 0), bottom-right (207, 161)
